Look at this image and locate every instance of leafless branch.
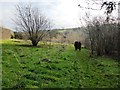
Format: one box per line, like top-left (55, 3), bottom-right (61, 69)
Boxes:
top-left (13, 3), bottom-right (51, 46)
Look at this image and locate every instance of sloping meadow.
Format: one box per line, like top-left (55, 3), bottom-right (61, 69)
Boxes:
top-left (2, 39), bottom-right (120, 88)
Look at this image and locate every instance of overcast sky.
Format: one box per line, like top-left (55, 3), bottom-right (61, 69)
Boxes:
top-left (0, 0), bottom-right (119, 31)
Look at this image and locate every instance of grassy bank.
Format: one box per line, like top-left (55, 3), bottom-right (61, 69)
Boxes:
top-left (2, 39), bottom-right (120, 88)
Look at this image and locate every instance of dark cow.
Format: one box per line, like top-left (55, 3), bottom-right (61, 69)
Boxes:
top-left (74, 41), bottom-right (81, 51)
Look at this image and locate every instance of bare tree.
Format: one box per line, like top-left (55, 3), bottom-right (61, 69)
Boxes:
top-left (14, 4), bottom-right (51, 46)
top-left (85, 16), bottom-right (118, 56)
top-left (78, 1), bottom-right (120, 57)
top-left (101, 1), bottom-right (116, 22)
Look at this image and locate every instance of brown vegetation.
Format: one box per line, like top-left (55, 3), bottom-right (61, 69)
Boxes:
top-left (0, 27), bottom-right (14, 40)
top-left (85, 17), bottom-right (119, 58)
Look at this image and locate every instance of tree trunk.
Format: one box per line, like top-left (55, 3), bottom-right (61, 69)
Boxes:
top-left (32, 40), bottom-right (38, 46)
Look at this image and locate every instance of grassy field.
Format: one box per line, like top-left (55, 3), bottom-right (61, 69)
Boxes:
top-left (1, 39), bottom-right (120, 88)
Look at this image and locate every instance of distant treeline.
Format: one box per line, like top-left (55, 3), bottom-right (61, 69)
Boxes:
top-left (13, 28), bottom-right (86, 44)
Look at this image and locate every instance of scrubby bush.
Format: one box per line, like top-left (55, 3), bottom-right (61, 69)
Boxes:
top-left (85, 17), bottom-right (119, 57)
top-left (14, 32), bottom-right (22, 39)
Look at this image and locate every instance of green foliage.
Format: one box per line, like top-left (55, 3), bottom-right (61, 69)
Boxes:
top-left (2, 40), bottom-right (120, 88)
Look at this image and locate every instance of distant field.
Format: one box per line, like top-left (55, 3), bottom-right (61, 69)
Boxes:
top-left (2, 39), bottom-right (120, 88)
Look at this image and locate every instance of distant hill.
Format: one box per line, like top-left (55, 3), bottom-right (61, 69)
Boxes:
top-left (0, 27), bottom-right (14, 40)
top-left (42, 27), bottom-right (87, 44)
top-left (13, 27), bottom-right (87, 45)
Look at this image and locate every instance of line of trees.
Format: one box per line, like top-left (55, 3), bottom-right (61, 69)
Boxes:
top-left (79, 1), bottom-right (120, 58)
top-left (85, 17), bottom-right (119, 58)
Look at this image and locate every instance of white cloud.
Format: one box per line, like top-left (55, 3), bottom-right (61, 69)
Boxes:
top-left (0, 2), bottom-right (17, 29)
top-left (45, 0), bottom-right (81, 28)
top-left (0, 0), bottom-right (119, 30)
top-left (0, 0), bottom-right (82, 30)
top-left (0, 0), bottom-right (58, 3)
